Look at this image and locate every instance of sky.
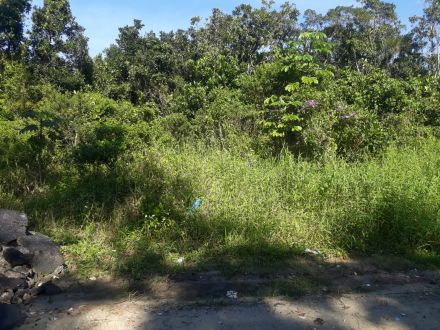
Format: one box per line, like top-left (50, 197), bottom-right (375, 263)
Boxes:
top-left (32, 0), bottom-right (426, 56)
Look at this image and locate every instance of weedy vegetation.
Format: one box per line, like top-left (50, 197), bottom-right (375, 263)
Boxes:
top-left (1, 0), bottom-right (440, 278)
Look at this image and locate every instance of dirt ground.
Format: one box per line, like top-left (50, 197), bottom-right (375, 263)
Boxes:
top-left (14, 258), bottom-right (440, 330)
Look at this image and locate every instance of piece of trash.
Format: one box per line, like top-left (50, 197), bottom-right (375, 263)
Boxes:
top-left (67, 308), bottom-right (74, 313)
top-left (304, 248), bottom-right (321, 256)
top-left (297, 312), bottom-right (306, 319)
top-left (157, 312), bottom-right (163, 316)
top-left (314, 318), bottom-right (325, 326)
top-left (89, 276), bottom-right (97, 281)
top-left (177, 256), bottom-right (185, 264)
top-left (336, 265), bottom-right (341, 268)
top-left (400, 313), bottom-right (407, 317)
top-left (226, 290), bottom-right (238, 299)
top-left (192, 198), bottom-right (202, 210)
top-left (364, 284), bottom-right (371, 287)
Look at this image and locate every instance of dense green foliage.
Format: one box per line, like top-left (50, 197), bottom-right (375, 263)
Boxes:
top-left (1, 0), bottom-right (440, 275)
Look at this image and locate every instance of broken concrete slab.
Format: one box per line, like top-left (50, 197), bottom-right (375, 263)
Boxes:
top-left (2, 248), bottom-right (30, 268)
top-left (0, 274), bottom-right (26, 293)
top-left (0, 210), bottom-right (28, 245)
top-left (17, 233), bottom-right (64, 275)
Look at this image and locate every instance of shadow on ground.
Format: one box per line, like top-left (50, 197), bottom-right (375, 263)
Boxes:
top-left (15, 272), bottom-right (440, 329)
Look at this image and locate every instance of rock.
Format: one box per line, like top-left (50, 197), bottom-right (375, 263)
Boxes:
top-left (0, 210), bottom-right (28, 245)
top-left (4, 270), bottom-right (26, 280)
top-left (12, 265), bottom-right (31, 275)
top-left (14, 289), bottom-right (29, 299)
top-left (30, 285), bottom-right (43, 297)
top-left (26, 276), bottom-right (35, 288)
top-left (17, 233), bottom-right (64, 274)
top-left (10, 295), bottom-right (22, 304)
top-left (0, 274), bottom-right (26, 292)
top-left (0, 303), bottom-right (26, 330)
top-left (0, 291), bottom-right (13, 304)
top-left (41, 281), bottom-right (62, 295)
top-left (2, 247), bottom-right (29, 267)
top-left (53, 265), bottom-right (68, 277)
top-left (22, 293), bottom-right (31, 303)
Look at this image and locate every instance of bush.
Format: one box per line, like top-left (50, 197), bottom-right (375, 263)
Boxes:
top-left (73, 121), bottom-right (126, 166)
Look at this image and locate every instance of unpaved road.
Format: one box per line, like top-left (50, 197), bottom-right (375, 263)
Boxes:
top-left (15, 283), bottom-right (440, 330)
top-left (12, 257), bottom-right (440, 329)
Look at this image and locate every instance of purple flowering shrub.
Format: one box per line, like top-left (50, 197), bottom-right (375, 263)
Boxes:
top-left (296, 100), bottom-right (389, 159)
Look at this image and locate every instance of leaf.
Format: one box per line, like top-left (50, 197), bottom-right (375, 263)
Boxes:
top-left (285, 82), bottom-right (300, 92)
top-left (294, 54), bottom-right (314, 63)
top-left (301, 76), bottom-right (319, 85)
top-left (271, 130), bottom-right (285, 137)
top-left (264, 95), bottom-right (278, 106)
top-left (282, 114), bottom-right (301, 121)
top-left (262, 121), bottom-right (276, 127)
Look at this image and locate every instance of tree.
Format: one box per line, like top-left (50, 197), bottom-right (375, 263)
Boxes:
top-left (411, 0), bottom-right (440, 76)
top-left (0, 0), bottom-right (31, 58)
top-left (322, 0), bottom-right (404, 72)
top-left (192, 1), bottom-right (299, 71)
top-left (29, 0), bottom-right (92, 90)
top-left (96, 20), bottom-right (177, 105)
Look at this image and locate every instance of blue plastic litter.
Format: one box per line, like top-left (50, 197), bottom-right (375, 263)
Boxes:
top-left (192, 198), bottom-right (202, 210)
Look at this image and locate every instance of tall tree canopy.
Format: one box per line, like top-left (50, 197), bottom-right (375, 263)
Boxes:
top-left (322, 0), bottom-right (404, 71)
top-left (0, 0), bottom-right (31, 58)
top-left (411, 0), bottom-right (440, 76)
top-left (29, 0), bottom-right (92, 90)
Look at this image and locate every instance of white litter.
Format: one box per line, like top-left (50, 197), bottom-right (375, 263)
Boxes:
top-left (226, 290), bottom-right (238, 299)
top-left (304, 248), bottom-right (321, 256)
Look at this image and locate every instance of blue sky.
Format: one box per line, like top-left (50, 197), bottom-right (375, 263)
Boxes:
top-left (33, 0), bottom-right (425, 56)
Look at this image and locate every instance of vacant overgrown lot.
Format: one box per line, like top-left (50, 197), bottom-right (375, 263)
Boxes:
top-left (2, 0), bottom-right (440, 279)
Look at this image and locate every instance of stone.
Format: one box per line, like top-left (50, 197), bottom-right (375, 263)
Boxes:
top-left (12, 265), bottom-right (31, 275)
top-left (14, 289), bottom-right (29, 299)
top-left (26, 277), bottom-right (35, 288)
top-left (3, 270), bottom-right (26, 280)
top-left (0, 210), bottom-right (28, 245)
top-left (30, 285), bottom-right (43, 297)
top-left (17, 233), bottom-right (64, 275)
top-left (2, 247), bottom-right (29, 267)
top-left (22, 293), bottom-right (31, 303)
top-left (0, 257), bottom-right (9, 274)
top-left (10, 295), bottom-right (22, 304)
top-left (0, 275), bottom-right (25, 292)
top-left (15, 246), bottom-right (31, 255)
top-left (0, 303), bottom-right (26, 330)
top-left (0, 291), bottom-right (13, 304)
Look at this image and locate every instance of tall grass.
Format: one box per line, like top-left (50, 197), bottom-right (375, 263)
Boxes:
top-left (2, 138), bottom-right (440, 276)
